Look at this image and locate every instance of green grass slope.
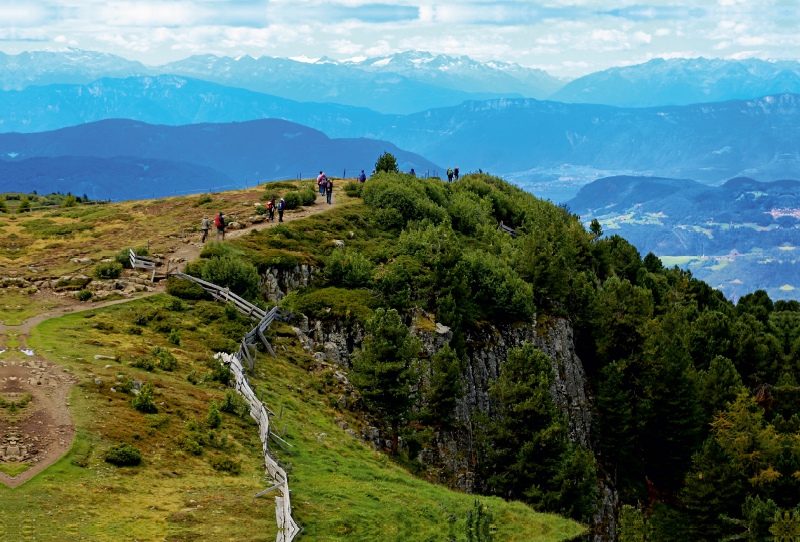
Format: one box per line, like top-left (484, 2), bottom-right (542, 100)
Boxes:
top-left (13, 294), bottom-right (583, 541)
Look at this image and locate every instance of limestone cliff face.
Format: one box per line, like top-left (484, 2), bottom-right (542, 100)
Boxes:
top-left (260, 268), bottom-right (617, 540)
top-left (260, 264), bottom-right (315, 303)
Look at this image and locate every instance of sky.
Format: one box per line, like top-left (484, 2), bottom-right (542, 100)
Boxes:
top-left (2, 0), bottom-right (799, 77)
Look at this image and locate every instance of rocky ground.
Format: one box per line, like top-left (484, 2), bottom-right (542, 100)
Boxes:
top-left (0, 352), bottom-right (78, 488)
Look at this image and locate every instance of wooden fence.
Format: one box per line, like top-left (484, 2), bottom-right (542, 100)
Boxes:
top-left (496, 221), bottom-right (518, 238)
top-left (129, 248), bottom-right (158, 282)
top-left (169, 271), bottom-right (300, 541)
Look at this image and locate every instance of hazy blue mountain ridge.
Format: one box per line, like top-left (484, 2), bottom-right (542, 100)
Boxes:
top-left (0, 75), bottom-right (395, 137)
top-left (380, 93), bottom-right (800, 183)
top-left (0, 49), bottom-right (147, 91)
top-left (550, 57), bottom-right (800, 107)
top-left (0, 118), bottom-right (441, 199)
top-left (5, 75), bottom-right (800, 183)
top-left (567, 175), bottom-right (800, 300)
top-left (156, 53), bottom-right (522, 114)
top-left (0, 155), bottom-right (230, 201)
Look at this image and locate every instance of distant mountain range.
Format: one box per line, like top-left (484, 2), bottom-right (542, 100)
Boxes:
top-left (0, 49), bottom-right (545, 115)
top-left (381, 93), bottom-right (800, 184)
top-left (567, 175), bottom-right (800, 300)
top-left (11, 50), bottom-right (800, 112)
top-left (0, 119), bottom-right (440, 200)
top-left (338, 51), bottom-right (565, 98)
top-left (552, 57), bottom-right (800, 107)
top-left (0, 75), bottom-right (391, 137)
top-left (5, 76), bottom-right (800, 185)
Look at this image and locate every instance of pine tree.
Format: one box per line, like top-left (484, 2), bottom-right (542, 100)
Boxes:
top-left (477, 343), bottom-right (595, 520)
top-left (697, 355), bottom-right (745, 421)
top-left (595, 361), bottom-right (636, 486)
top-left (421, 344), bottom-right (463, 426)
top-left (375, 151), bottom-right (399, 173)
top-left (350, 308), bottom-right (421, 453)
top-left (678, 438), bottom-right (745, 542)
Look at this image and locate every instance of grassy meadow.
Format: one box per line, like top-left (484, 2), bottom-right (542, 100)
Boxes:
top-left (12, 293), bottom-right (583, 541)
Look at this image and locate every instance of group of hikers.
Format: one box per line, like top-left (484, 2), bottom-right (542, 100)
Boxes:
top-left (200, 197), bottom-right (288, 243)
top-left (446, 167), bottom-right (460, 182)
top-left (317, 171), bottom-right (335, 204)
top-left (203, 165), bottom-right (472, 242)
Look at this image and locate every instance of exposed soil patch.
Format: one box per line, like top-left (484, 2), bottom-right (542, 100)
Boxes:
top-left (0, 355), bottom-right (78, 487)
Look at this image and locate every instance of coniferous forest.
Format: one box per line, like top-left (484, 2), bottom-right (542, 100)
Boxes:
top-left (236, 171), bottom-right (800, 541)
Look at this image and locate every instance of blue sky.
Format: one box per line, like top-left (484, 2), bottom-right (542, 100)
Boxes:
top-left (2, 0), bottom-right (798, 76)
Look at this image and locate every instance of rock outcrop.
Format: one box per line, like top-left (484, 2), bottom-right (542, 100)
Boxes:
top-left (260, 264), bottom-right (315, 303)
top-left (258, 267), bottom-right (616, 539)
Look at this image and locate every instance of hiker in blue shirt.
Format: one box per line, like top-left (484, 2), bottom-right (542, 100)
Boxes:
top-left (359, 170), bottom-right (367, 183)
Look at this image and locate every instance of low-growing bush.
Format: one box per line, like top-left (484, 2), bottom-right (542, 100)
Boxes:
top-left (300, 187), bottom-right (317, 206)
top-left (207, 401), bottom-right (222, 428)
top-left (165, 277), bottom-right (209, 300)
top-left (181, 436), bottom-right (203, 456)
top-left (131, 382), bottom-right (158, 413)
top-left (94, 261), bottom-right (123, 280)
top-left (151, 346), bottom-right (178, 371)
top-left (131, 357), bottom-right (155, 371)
top-left (104, 443), bottom-right (142, 466)
top-left (167, 329), bottom-right (181, 346)
top-left (344, 182), bottom-right (363, 197)
top-left (194, 194), bottom-right (213, 206)
top-left (209, 456), bottom-right (241, 475)
top-left (325, 248), bottom-right (374, 288)
top-left (255, 204), bottom-right (268, 215)
top-left (186, 370), bottom-right (200, 385)
top-left (76, 289), bottom-right (93, 301)
top-left (206, 359), bottom-right (232, 383)
top-left (164, 297), bottom-right (185, 311)
top-left (283, 191), bottom-right (302, 209)
top-left (220, 390), bottom-right (250, 418)
top-left (199, 256), bottom-right (260, 301)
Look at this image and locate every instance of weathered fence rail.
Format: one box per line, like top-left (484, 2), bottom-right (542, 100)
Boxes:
top-left (169, 270), bottom-right (300, 541)
top-left (129, 248), bottom-right (157, 282)
top-left (497, 221), bottom-right (518, 238)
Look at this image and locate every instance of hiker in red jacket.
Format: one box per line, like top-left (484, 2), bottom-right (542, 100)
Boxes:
top-left (215, 212), bottom-right (226, 241)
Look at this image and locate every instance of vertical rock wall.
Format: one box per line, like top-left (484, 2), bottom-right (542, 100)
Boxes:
top-left (259, 271), bottom-right (616, 539)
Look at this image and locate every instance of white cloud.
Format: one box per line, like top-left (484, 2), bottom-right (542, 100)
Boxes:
top-left (0, 0), bottom-right (797, 77)
top-left (330, 39), bottom-right (362, 54)
top-left (365, 40), bottom-right (392, 57)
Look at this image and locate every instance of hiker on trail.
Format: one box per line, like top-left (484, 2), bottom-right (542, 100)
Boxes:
top-left (267, 198), bottom-right (275, 221)
top-left (410, 168), bottom-right (416, 176)
top-left (317, 171), bottom-right (327, 196)
top-left (215, 212), bottom-right (226, 241)
top-left (200, 215), bottom-right (211, 243)
top-left (359, 170), bottom-right (367, 183)
top-left (454, 167), bottom-right (460, 181)
top-left (277, 197), bottom-right (286, 222)
top-left (447, 168), bottom-right (453, 182)
top-left (325, 178), bottom-right (333, 204)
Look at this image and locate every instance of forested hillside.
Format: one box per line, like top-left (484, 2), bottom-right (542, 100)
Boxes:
top-left (197, 171), bottom-right (800, 540)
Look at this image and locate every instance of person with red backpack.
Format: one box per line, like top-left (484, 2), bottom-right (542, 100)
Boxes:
top-left (267, 198), bottom-right (275, 221)
top-left (325, 178), bottom-right (333, 204)
top-left (277, 197), bottom-right (286, 222)
top-left (215, 212), bottom-right (226, 241)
